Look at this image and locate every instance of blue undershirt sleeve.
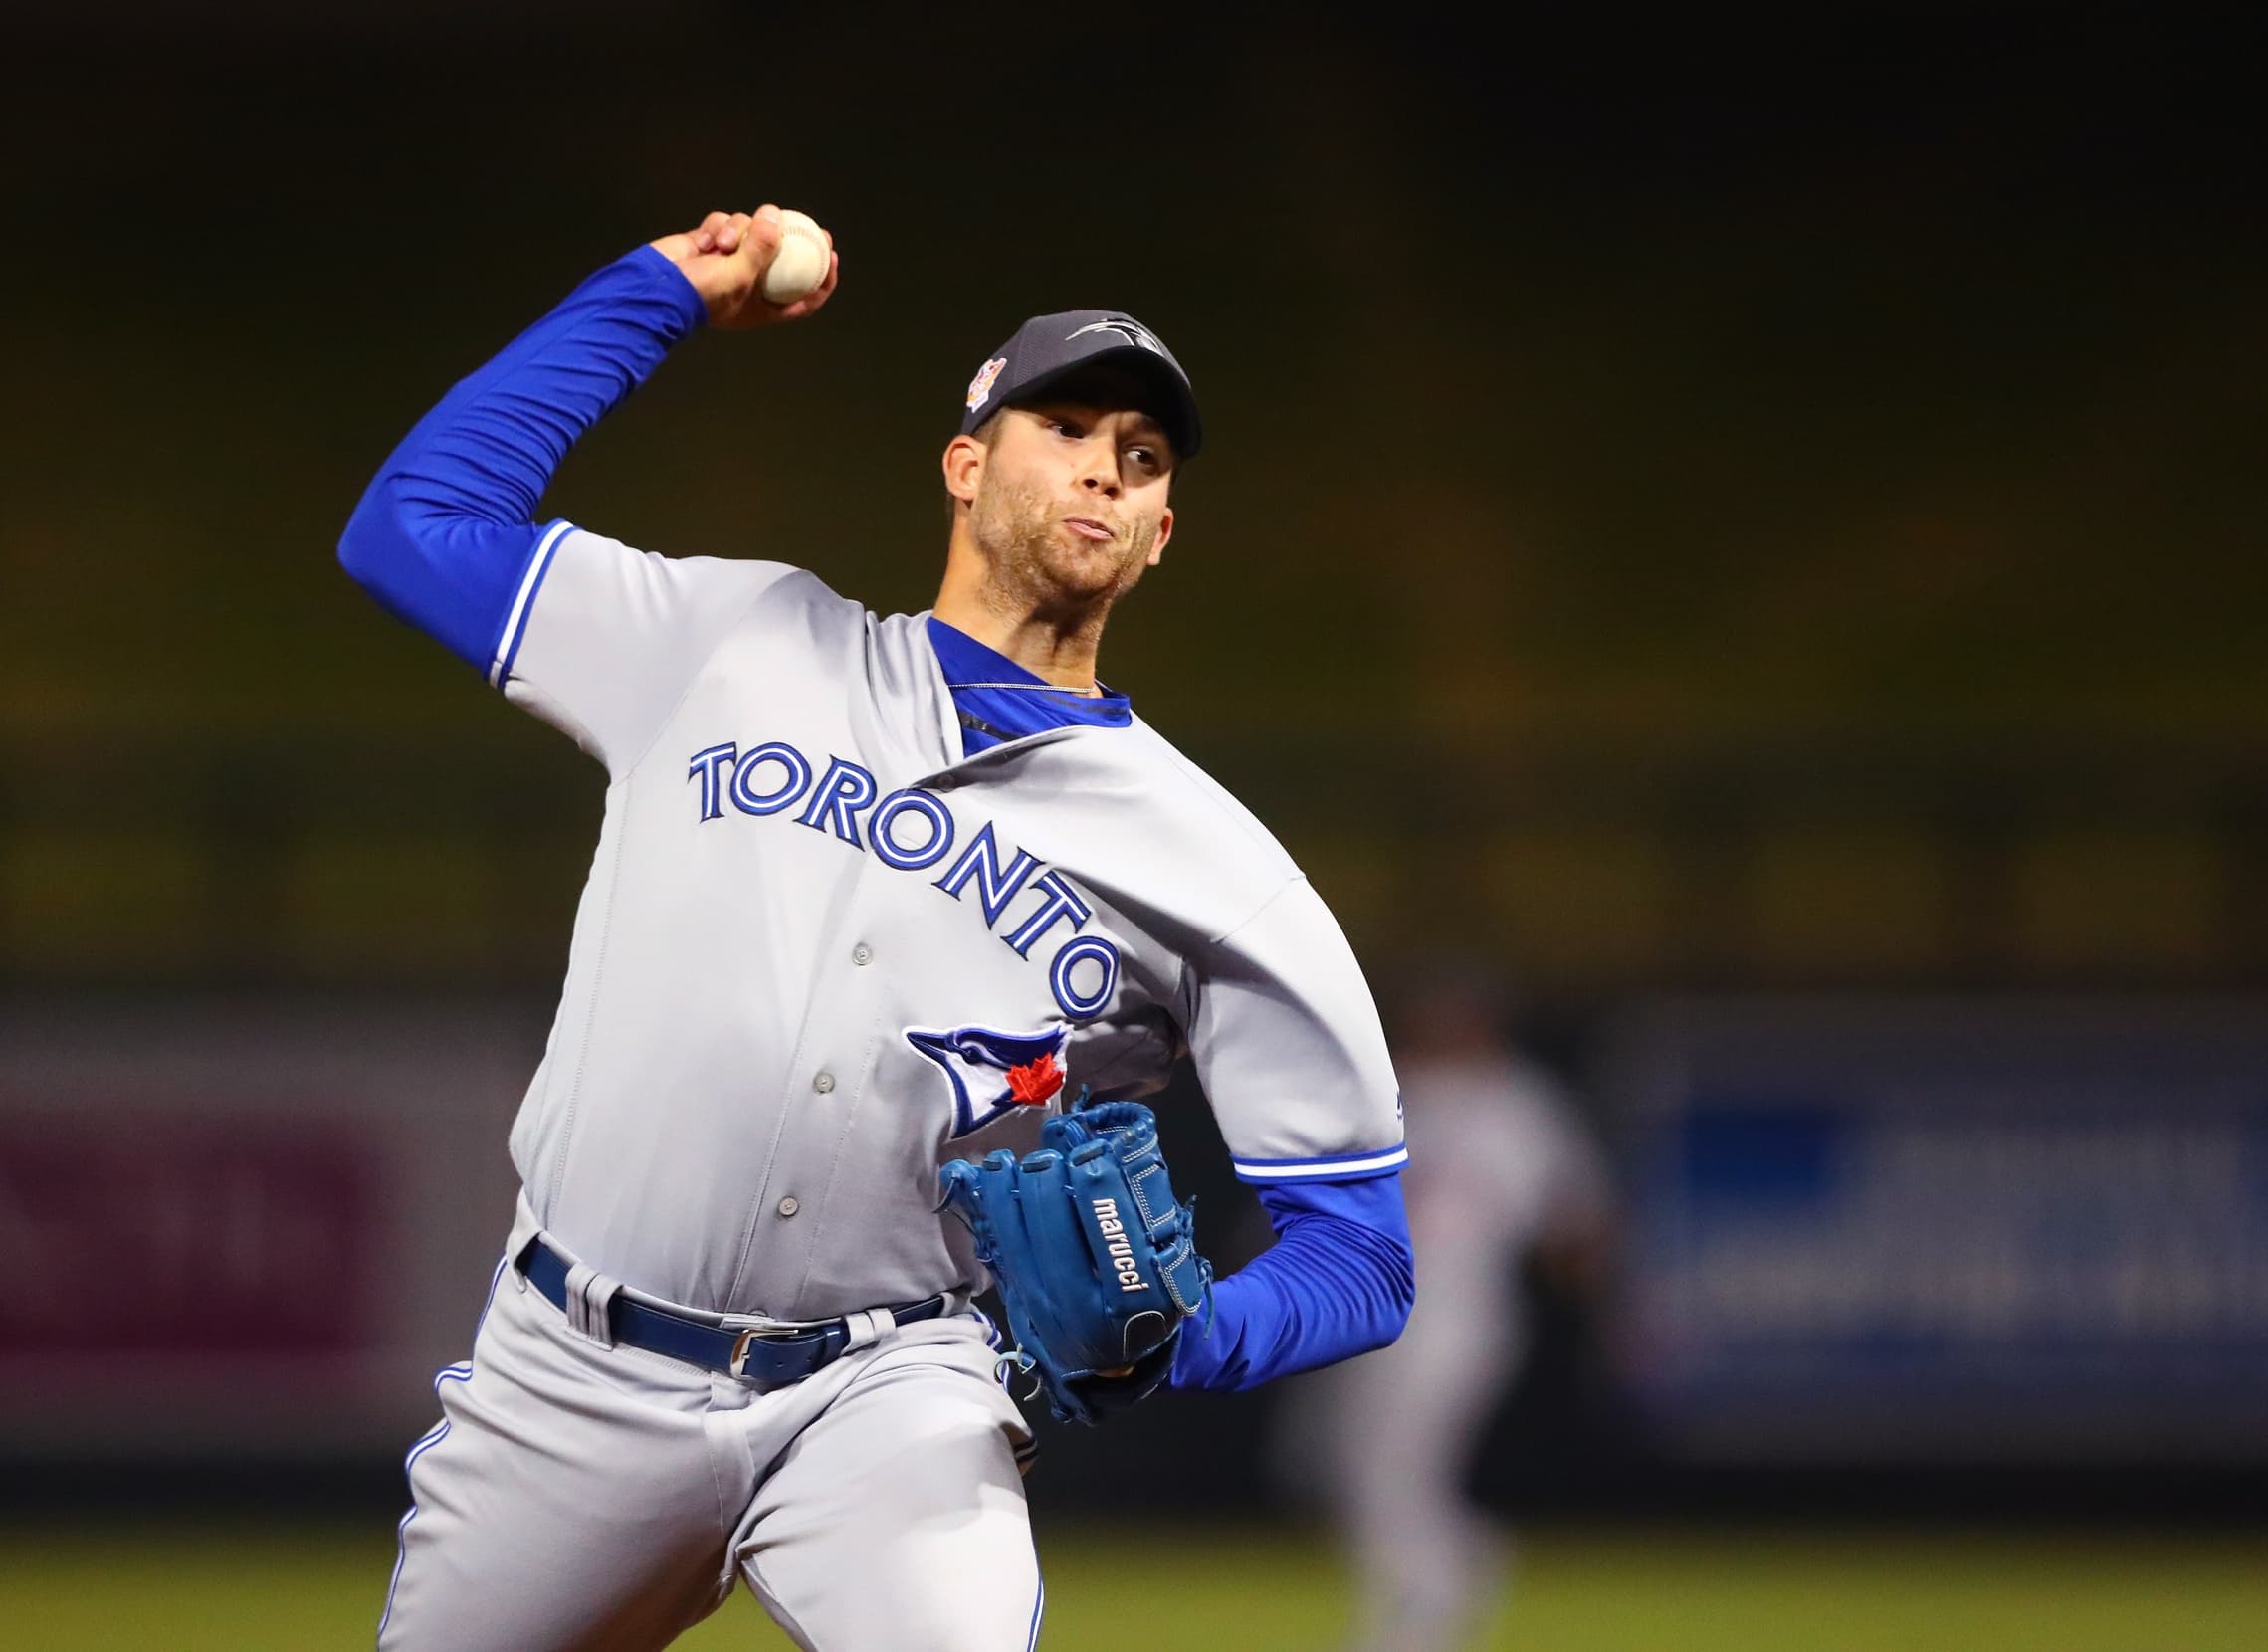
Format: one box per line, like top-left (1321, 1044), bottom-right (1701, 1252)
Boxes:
top-left (335, 245), bottom-right (707, 671)
top-left (1166, 1171), bottom-right (1415, 1392)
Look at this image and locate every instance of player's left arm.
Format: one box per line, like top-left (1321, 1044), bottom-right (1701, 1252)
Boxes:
top-left (1166, 879), bottom-right (1416, 1392)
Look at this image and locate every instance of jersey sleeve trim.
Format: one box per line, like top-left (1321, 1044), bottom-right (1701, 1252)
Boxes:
top-left (487, 517), bottom-right (574, 687)
top-left (1230, 1142), bottom-right (1409, 1183)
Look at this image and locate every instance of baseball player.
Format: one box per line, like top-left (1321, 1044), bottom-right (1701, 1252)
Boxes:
top-left (337, 205), bottom-right (1414, 1652)
top-left (1275, 972), bottom-right (1614, 1652)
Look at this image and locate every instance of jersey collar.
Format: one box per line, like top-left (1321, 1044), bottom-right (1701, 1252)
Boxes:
top-left (924, 616), bottom-right (1132, 760)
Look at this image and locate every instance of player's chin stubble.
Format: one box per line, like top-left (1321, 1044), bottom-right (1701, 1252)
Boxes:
top-left (971, 476), bottom-right (1157, 614)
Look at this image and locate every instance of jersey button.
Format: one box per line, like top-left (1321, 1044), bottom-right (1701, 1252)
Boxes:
top-left (776, 1195), bottom-right (800, 1218)
top-left (812, 1071), bottom-right (835, 1094)
top-left (852, 943), bottom-right (874, 966)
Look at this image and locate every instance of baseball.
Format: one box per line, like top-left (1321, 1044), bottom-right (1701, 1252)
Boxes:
top-left (760, 209), bottom-right (830, 304)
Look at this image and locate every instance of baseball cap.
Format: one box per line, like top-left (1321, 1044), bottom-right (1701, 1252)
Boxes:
top-left (959, 310), bottom-right (1202, 461)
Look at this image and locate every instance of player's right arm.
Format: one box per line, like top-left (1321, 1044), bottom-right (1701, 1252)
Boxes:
top-left (335, 208), bottom-right (838, 769)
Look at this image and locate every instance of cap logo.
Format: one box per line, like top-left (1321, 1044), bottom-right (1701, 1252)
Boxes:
top-left (1066, 318), bottom-right (1169, 359)
top-left (965, 356), bottom-right (1008, 411)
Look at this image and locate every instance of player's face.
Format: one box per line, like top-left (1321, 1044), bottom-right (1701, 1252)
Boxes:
top-left (966, 402), bottom-right (1176, 610)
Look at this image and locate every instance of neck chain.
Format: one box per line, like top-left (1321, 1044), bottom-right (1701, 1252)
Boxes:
top-left (952, 678), bottom-right (1104, 698)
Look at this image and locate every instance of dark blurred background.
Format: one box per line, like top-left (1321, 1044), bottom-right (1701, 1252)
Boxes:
top-left (2, 3), bottom-right (2263, 1645)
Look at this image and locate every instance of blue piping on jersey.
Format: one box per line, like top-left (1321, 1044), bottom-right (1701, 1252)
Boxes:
top-left (489, 518), bottom-right (574, 687)
top-left (1230, 1142), bottom-right (1410, 1182)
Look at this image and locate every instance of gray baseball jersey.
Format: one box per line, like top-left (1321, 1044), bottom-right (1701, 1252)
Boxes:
top-left (493, 522), bottom-right (1406, 1320)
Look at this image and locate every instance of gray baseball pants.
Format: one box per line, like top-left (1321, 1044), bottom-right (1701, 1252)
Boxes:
top-left (377, 1205), bottom-right (1042, 1651)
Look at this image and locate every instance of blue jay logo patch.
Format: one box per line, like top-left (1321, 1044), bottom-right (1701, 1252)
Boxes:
top-left (907, 1023), bottom-right (1069, 1138)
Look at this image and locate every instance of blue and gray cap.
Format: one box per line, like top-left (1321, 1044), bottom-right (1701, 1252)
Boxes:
top-left (959, 310), bottom-right (1202, 460)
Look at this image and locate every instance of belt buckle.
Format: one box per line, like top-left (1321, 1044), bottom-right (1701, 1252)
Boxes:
top-left (724, 1319), bottom-right (808, 1380)
top-left (727, 1327), bottom-right (762, 1379)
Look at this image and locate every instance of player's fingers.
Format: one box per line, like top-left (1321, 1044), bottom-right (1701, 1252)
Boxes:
top-left (748, 206), bottom-right (785, 251)
top-left (737, 214), bottom-right (786, 290)
top-left (695, 209), bottom-right (732, 254)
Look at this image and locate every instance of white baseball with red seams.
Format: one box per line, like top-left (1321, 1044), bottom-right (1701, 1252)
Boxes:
top-left (759, 208), bottom-right (830, 303)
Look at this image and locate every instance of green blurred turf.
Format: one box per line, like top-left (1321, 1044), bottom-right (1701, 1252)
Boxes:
top-left (3, 1520), bottom-right (2263, 1650)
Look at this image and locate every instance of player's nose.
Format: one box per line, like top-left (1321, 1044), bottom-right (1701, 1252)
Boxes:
top-left (1075, 443), bottom-right (1122, 498)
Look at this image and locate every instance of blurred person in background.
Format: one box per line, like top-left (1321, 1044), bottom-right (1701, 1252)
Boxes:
top-left (1272, 965), bottom-right (1618, 1652)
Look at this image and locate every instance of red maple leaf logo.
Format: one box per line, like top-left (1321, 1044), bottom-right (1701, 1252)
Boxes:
top-left (1005, 1050), bottom-right (1065, 1106)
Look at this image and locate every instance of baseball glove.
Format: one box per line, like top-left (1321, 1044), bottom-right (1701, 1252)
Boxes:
top-left (938, 1097), bottom-right (1213, 1425)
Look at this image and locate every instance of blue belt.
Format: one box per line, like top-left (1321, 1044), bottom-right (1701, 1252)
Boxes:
top-left (515, 1237), bottom-right (951, 1386)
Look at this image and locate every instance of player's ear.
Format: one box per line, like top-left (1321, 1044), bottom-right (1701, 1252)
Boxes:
top-left (942, 434), bottom-right (985, 506)
top-left (1146, 506), bottom-right (1173, 566)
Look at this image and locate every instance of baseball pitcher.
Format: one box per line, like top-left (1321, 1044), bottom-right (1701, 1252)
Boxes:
top-left (338, 205), bottom-right (1414, 1651)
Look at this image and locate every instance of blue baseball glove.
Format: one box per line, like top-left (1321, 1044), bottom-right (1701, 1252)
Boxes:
top-left (938, 1098), bottom-right (1213, 1425)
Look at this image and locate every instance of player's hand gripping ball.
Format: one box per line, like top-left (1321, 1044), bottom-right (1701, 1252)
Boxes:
top-left (649, 204), bottom-right (838, 330)
top-left (938, 1098), bottom-right (1213, 1425)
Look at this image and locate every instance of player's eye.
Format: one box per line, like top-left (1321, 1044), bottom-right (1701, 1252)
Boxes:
top-left (1127, 446), bottom-right (1159, 473)
top-left (1049, 417), bottom-right (1086, 439)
